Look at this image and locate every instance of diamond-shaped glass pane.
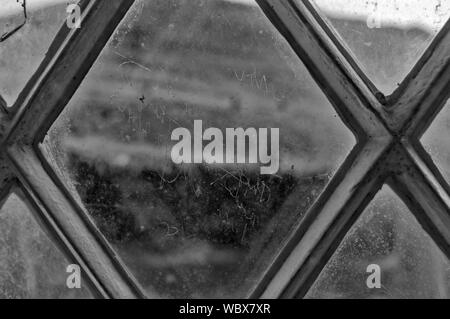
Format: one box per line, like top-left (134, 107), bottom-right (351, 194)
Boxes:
top-left (311, 0), bottom-right (450, 95)
top-left (0, 0), bottom-right (76, 106)
top-left (44, 0), bottom-right (355, 298)
top-left (0, 191), bottom-right (93, 298)
top-left (422, 100), bottom-right (450, 185)
top-left (306, 185), bottom-right (450, 299)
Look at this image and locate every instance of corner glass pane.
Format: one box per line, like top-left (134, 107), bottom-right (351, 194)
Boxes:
top-left (306, 186), bottom-right (450, 299)
top-left (0, 0), bottom-right (76, 106)
top-left (311, 0), bottom-right (450, 95)
top-left (0, 191), bottom-right (93, 298)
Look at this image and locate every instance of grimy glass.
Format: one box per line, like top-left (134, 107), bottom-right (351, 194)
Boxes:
top-left (0, 0), bottom-right (448, 298)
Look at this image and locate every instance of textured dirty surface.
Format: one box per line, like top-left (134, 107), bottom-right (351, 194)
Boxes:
top-left (422, 100), bottom-right (450, 185)
top-left (312, 0), bottom-right (450, 94)
top-left (0, 0), bottom-right (447, 299)
top-left (307, 186), bottom-right (450, 299)
top-left (0, 192), bottom-right (92, 299)
top-left (0, 0), bottom-right (73, 106)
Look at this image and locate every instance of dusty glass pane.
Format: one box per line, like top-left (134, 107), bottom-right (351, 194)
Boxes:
top-left (306, 186), bottom-right (450, 299)
top-left (422, 101), bottom-right (450, 184)
top-left (311, 0), bottom-right (450, 95)
top-left (0, 192), bottom-right (93, 299)
top-left (45, 0), bottom-right (354, 298)
top-left (0, 0), bottom-right (75, 106)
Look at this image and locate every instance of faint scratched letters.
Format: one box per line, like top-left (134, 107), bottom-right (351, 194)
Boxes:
top-left (234, 69), bottom-right (269, 95)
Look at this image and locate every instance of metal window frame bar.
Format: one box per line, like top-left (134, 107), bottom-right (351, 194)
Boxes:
top-left (0, 0), bottom-right (447, 299)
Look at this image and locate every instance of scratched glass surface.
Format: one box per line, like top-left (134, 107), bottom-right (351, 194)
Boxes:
top-left (0, 0), bottom-right (75, 106)
top-left (311, 0), bottom-right (450, 95)
top-left (0, 191), bottom-right (93, 299)
top-left (44, 0), bottom-right (355, 298)
top-left (422, 101), bottom-right (450, 185)
top-left (306, 186), bottom-right (450, 299)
